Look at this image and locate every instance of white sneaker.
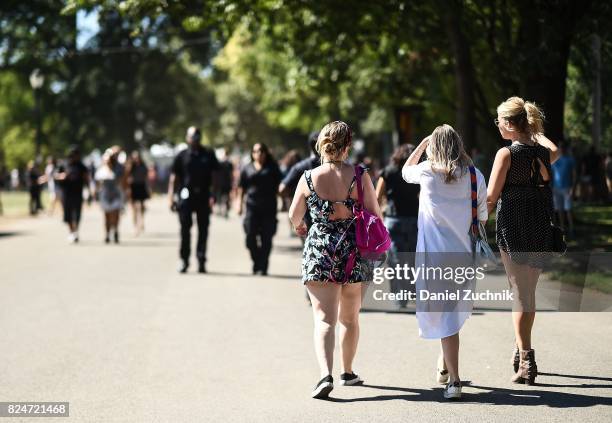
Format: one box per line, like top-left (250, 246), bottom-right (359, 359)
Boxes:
top-left (443, 382), bottom-right (462, 400)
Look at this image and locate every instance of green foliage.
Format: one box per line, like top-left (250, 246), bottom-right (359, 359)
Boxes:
top-left (0, 72), bottom-right (35, 169)
top-left (1, 0), bottom-right (610, 171)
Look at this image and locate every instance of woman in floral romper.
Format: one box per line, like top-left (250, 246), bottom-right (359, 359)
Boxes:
top-left (289, 121), bottom-right (382, 399)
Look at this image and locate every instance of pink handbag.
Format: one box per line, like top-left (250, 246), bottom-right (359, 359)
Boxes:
top-left (353, 165), bottom-right (392, 258)
top-left (328, 165), bottom-right (391, 283)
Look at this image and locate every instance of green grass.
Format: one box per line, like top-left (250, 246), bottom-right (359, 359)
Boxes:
top-left (0, 191), bottom-right (50, 218)
top-left (574, 204), bottom-right (612, 226)
top-left (550, 270), bottom-right (612, 294)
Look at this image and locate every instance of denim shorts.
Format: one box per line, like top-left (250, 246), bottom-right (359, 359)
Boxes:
top-left (552, 187), bottom-right (572, 211)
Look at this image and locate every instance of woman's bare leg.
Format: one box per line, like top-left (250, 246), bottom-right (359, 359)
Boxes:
top-left (441, 333), bottom-right (460, 383)
top-left (306, 282), bottom-right (341, 378)
top-left (500, 250), bottom-right (539, 350)
top-left (104, 212), bottom-right (111, 237)
top-left (338, 283), bottom-right (364, 374)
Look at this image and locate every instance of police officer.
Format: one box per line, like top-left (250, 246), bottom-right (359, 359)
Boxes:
top-left (168, 126), bottom-right (219, 273)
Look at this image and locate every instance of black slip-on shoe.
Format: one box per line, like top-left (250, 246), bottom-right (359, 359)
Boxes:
top-left (312, 375), bottom-right (334, 399)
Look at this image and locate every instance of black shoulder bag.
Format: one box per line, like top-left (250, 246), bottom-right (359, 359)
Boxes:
top-left (532, 149), bottom-right (567, 255)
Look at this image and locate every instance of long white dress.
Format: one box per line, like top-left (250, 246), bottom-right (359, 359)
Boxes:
top-left (402, 161), bottom-right (488, 339)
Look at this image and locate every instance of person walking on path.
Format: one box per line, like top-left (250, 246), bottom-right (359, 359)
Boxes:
top-left (27, 160), bottom-right (44, 215)
top-left (376, 144), bottom-right (419, 309)
top-left (280, 132), bottom-right (321, 304)
top-left (279, 132), bottom-right (321, 198)
top-left (551, 143), bottom-right (576, 236)
top-left (168, 126), bottom-right (220, 274)
top-left (44, 156), bottom-right (62, 216)
top-left (279, 132), bottom-right (321, 240)
top-left (289, 121), bottom-right (380, 399)
top-left (237, 143), bottom-right (282, 276)
top-left (55, 146), bottom-right (90, 243)
top-left (95, 149), bottom-right (125, 244)
top-left (487, 96), bottom-right (560, 386)
top-left (402, 124), bottom-right (488, 400)
top-left (214, 148), bottom-right (234, 218)
top-left (126, 150), bottom-right (150, 235)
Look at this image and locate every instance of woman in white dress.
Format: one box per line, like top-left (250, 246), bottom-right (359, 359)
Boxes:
top-left (402, 124), bottom-right (488, 400)
top-left (95, 150), bottom-right (124, 243)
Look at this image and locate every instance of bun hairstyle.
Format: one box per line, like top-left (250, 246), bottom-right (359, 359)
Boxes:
top-left (428, 124), bottom-right (472, 183)
top-left (497, 96), bottom-right (545, 135)
top-left (316, 121), bottom-right (352, 162)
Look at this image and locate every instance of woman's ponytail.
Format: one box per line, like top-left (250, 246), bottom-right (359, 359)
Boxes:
top-left (524, 101), bottom-right (545, 135)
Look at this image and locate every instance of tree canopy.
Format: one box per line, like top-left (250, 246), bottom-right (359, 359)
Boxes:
top-left (0, 0), bottom-right (609, 169)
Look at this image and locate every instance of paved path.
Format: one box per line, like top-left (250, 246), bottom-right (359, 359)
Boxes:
top-left (0, 198), bottom-right (611, 422)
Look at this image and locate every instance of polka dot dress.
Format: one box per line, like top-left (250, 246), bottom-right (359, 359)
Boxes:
top-left (496, 143), bottom-right (554, 268)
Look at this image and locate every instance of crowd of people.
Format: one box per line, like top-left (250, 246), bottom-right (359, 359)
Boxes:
top-left (0, 95), bottom-right (609, 403)
top-left (6, 145), bottom-right (156, 243)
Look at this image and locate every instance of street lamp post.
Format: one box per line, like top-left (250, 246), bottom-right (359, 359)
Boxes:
top-left (29, 69), bottom-right (44, 158)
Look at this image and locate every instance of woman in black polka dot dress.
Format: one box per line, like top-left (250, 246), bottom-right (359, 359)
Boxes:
top-left (487, 97), bottom-right (560, 386)
top-left (496, 141), bottom-right (554, 266)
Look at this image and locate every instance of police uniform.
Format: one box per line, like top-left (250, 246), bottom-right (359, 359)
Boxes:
top-left (171, 146), bottom-right (220, 266)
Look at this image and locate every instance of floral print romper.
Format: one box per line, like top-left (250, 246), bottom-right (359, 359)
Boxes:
top-left (301, 169), bottom-right (373, 284)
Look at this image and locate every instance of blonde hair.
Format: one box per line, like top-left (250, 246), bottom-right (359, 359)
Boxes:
top-left (497, 96), bottom-right (544, 135)
top-left (316, 121), bottom-right (352, 161)
top-left (428, 124), bottom-right (472, 183)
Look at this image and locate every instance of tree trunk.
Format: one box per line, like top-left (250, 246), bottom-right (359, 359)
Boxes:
top-left (442, 1), bottom-right (478, 149)
top-left (517, 0), bottom-right (592, 143)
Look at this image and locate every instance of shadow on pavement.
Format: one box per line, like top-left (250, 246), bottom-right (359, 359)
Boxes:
top-left (539, 372), bottom-right (612, 382)
top-left (359, 308), bottom-right (485, 316)
top-left (466, 384), bottom-right (612, 407)
top-left (0, 231), bottom-right (22, 239)
top-left (325, 382), bottom-right (612, 407)
top-left (325, 384), bottom-right (448, 403)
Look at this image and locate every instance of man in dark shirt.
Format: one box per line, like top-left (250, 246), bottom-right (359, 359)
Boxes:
top-left (278, 132), bottom-right (320, 198)
top-left (168, 126), bottom-right (220, 273)
top-left (56, 146), bottom-right (89, 243)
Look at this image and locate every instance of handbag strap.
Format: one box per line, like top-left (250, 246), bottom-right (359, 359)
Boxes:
top-left (529, 149), bottom-right (555, 224)
top-left (468, 165), bottom-right (478, 237)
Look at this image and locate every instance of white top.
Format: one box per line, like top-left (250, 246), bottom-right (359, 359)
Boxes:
top-left (402, 161), bottom-right (488, 253)
top-left (402, 160), bottom-right (488, 338)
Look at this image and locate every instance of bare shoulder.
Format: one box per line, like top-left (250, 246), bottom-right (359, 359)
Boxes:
top-left (495, 147), bottom-right (511, 159)
top-left (296, 172), bottom-right (310, 194)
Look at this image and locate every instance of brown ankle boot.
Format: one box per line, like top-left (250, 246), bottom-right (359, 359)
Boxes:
top-left (511, 349), bottom-right (537, 385)
top-left (511, 345), bottom-right (520, 373)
